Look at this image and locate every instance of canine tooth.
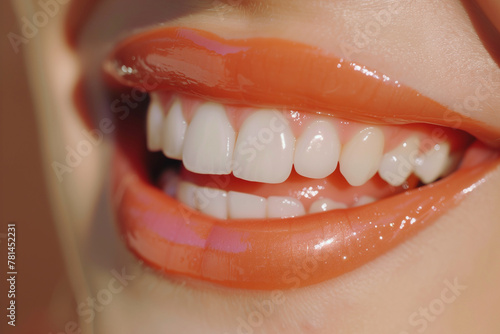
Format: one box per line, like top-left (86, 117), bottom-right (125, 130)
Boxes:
top-left (146, 94), bottom-right (164, 151)
top-left (162, 98), bottom-right (187, 160)
top-left (414, 142), bottom-right (451, 184)
top-left (233, 110), bottom-right (295, 184)
top-left (353, 196), bottom-right (376, 207)
top-left (267, 196), bottom-right (305, 218)
top-left (294, 120), bottom-right (341, 179)
top-left (309, 198), bottom-right (347, 214)
top-left (195, 187), bottom-right (228, 220)
top-left (177, 181), bottom-right (198, 209)
top-left (228, 191), bottom-right (267, 219)
top-left (378, 136), bottom-right (420, 186)
top-left (182, 102), bottom-right (235, 175)
top-left (340, 127), bottom-right (385, 186)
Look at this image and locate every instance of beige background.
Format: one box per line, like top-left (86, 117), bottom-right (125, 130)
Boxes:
top-left (0, 1), bottom-right (70, 332)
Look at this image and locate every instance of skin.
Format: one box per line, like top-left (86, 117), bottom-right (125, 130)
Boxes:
top-left (18, 0), bottom-right (500, 333)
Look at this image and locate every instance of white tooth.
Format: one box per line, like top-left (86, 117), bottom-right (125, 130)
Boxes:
top-left (294, 120), bottom-right (341, 179)
top-left (228, 191), bottom-right (267, 219)
top-left (378, 136), bottom-right (420, 186)
top-left (182, 102), bottom-right (235, 175)
top-left (162, 98), bottom-right (187, 160)
top-left (309, 198), bottom-right (347, 214)
top-left (233, 110), bottom-right (295, 184)
top-left (177, 181), bottom-right (198, 209)
top-left (340, 127), bottom-right (385, 186)
top-left (146, 94), bottom-right (164, 151)
top-left (414, 142), bottom-right (451, 184)
top-left (194, 187), bottom-right (228, 219)
top-left (267, 196), bottom-right (305, 218)
top-left (353, 196), bottom-right (376, 207)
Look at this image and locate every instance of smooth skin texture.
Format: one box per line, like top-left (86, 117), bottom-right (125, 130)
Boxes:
top-left (17, 0), bottom-right (500, 333)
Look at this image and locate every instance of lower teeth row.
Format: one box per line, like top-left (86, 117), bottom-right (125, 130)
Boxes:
top-left (161, 176), bottom-right (376, 220)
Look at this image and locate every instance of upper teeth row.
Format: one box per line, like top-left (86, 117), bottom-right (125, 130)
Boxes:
top-left (147, 94), bottom-right (454, 186)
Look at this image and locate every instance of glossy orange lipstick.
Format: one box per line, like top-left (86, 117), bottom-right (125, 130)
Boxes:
top-left (106, 27), bottom-right (500, 290)
top-left (105, 27), bottom-right (500, 146)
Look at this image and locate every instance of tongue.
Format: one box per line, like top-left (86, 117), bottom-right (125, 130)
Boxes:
top-left (178, 167), bottom-right (419, 210)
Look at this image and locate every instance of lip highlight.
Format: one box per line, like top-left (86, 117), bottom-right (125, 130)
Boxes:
top-left (106, 27), bottom-right (500, 290)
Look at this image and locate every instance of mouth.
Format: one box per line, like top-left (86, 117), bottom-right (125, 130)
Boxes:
top-left (104, 27), bottom-right (500, 290)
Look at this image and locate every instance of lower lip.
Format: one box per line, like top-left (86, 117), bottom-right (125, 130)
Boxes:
top-left (112, 125), bottom-right (500, 290)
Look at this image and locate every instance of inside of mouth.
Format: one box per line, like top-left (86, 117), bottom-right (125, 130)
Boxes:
top-left (140, 92), bottom-right (478, 220)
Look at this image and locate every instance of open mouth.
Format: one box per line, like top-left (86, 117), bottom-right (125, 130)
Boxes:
top-left (103, 27), bottom-right (500, 290)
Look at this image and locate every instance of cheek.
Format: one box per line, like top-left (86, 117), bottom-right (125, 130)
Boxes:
top-left (27, 12), bottom-right (105, 243)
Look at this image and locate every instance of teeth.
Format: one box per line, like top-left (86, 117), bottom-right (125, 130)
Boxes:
top-left (228, 191), bottom-right (267, 219)
top-left (414, 142), bottom-right (451, 184)
top-left (162, 98), bottom-right (187, 159)
top-left (177, 181), bottom-right (198, 208)
top-left (233, 110), bottom-right (295, 184)
top-left (182, 102), bottom-right (236, 175)
top-left (195, 187), bottom-right (228, 220)
top-left (267, 196), bottom-right (305, 218)
top-left (378, 136), bottom-right (420, 186)
top-left (294, 120), bottom-right (341, 179)
top-left (174, 182), bottom-right (381, 219)
top-left (340, 127), bottom-right (385, 186)
top-left (146, 94), bottom-right (165, 151)
top-left (309, 198), bottom-right (347, 214)
top-left (153, 94), bottom-right (462, 219)
top-left (176, 183), bottom-right (307, 220)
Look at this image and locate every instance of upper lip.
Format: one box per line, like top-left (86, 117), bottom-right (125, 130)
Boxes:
top-left (104, 27), bottom-right (500, 146)
top-left (105, 26), bottom-right (500, 290)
